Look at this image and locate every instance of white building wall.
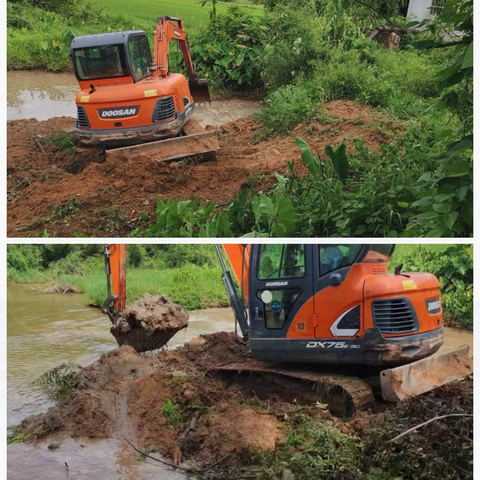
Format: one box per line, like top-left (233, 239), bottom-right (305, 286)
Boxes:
top-left (407, 0), bottom-right (434, 22)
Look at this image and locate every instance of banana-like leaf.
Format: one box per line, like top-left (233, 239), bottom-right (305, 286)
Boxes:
top-left (325, 143), bottom-right (349, 185)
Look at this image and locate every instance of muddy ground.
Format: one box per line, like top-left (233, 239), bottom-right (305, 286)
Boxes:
top-left (7, 101), bottom-right (400, 237)
top-left (20, 332), bottom-right (473, 479)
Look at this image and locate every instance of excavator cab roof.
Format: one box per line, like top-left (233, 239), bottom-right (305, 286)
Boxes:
top-left (71, 30), bottom-right (146, 49)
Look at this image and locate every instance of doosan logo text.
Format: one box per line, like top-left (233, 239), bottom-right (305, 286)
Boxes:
top-left (99, 107), bottom-right (139, 118)
top-left (265, 281), bottom-right (288, 287)
top-left (427, 299), bottom-right (441, 312)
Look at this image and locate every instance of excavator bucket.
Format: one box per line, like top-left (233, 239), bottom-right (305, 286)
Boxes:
top-left (380, 346), bottom-right (472, 402)
top-left (189, 78), bottom-right (211, 105)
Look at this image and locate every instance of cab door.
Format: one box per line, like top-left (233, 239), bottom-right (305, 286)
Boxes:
top-left (248, 244), bottom-right (314, 338)
top-left (313, 244), bottom-right (366, 340)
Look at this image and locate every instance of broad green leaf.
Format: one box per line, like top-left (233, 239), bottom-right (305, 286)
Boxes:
top-left (446, 161), bottom-right (471, 177)
top-left (461, 43), bottom-right (473, 69)
top-left (438, 72), bottom-right (464, 92)
top-left (295, 137), bottom-right (321, 181)
top-left (415, 211), bottom-right (440, 220)
top-left (412, 39), bottom-right (436, 49)
top-left (434, 193), bottom-right (455, 203)
top-left (443, 212), bottom-right (459, 230)
top-left (433, 202), bottom-right (451, 214)
top-left (325, 143), bottom-right (349, 185)
top-left (270, 195), bottom-right (296, 236)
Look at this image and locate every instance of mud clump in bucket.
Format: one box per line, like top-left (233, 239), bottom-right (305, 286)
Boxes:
top-left (111, 294), bottom-right (188, 352)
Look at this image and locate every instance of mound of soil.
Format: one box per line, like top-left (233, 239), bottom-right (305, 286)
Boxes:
top-left (20, 333), bottom-right (326, 468)
top-left (7, 101), bottom-right (400, 237)
top-left (111, 294), bottom-right (189, 352)
top-left (20, 331), bottom-right (472, 477)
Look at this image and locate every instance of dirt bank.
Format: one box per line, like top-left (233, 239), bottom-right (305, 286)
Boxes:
top-left (7, 101), bottom-right (400, 237)
top-left (20, 332), bottom-right (472, 478)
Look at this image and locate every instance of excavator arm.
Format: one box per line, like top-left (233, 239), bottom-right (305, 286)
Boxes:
top-left (101, 244), bottom-right (127, 326)
top-left (153, 16), bottom-right (211, 103)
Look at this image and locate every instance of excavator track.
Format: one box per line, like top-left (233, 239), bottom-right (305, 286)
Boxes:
top-left (212, 361), bottom-right (375, 417)
top-left (105, 118), bottom-right (219, 162)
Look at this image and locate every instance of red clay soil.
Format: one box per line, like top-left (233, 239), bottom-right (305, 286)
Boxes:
top-left (21, 333), bottom-right (297, 468)
top-left (7, 101), bottom-right (401, 237)
top-left (20, 332), bottom-right (472, 474)
top-left (111, 294), bottom-right (189, 352)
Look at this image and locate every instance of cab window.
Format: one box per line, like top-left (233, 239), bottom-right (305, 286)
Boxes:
top-left (128, 35), bottom-right (152, 82)
top-left (319, 244), bottom-right (363, 276)
top-left (74, 45), bottom-right (126, 80)
top-left (362, 245), bottom-right (395, 263)
top-left (258, 244), bottom-right (305, 280)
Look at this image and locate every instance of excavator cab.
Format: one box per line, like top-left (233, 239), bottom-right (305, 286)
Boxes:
top-left (220, 244), bottom-right (446, 366)
top-left (71, 32), bottom-right (152, 87)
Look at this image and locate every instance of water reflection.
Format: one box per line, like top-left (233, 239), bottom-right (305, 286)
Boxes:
top-left (7, 71), bottom-right (78, 120)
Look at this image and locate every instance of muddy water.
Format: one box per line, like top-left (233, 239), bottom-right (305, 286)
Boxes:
top-left (440, 326), bottom-right (473, 355)
top-left (7, 285), bottom-right (234, 480)
top-left (7, 70), bottom-right (260, 124)
top-left (8, 435), bottom-right (188, 480)
top-left (7, 284), bottom-right (234, 426)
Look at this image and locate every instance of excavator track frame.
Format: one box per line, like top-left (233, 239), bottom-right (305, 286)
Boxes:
top-left (212, 361), bottom-right (375, 417)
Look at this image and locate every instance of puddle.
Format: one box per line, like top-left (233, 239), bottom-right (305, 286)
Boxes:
top-left (8, 435), bottom-right (188, 480)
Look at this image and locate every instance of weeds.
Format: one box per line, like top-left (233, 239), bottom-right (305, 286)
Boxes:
top-left (50, 198), bottom-right (83, 221)
top-left (158, 399), bottom-right (184, 428)
top-left (41, 130), bottom-right (76, 153)
top-left (256, 413), bottom-right (363, 480)
top-left (33, 363), bottom-right (81, 401)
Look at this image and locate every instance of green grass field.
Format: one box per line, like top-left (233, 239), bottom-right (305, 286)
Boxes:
top-left (54, 264), bottom-right (229, 310)
top-left (96, 0), bottom-right (264, 32)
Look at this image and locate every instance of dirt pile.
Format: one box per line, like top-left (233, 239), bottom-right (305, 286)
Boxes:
top-left (20, 333), bottom-right (320, 468)
top-left (7, 101), bottom-right (401, 236)
top-left (111, 294), bottom-right (189, 352)
top-left (20, 332), bottom-right (472, 477)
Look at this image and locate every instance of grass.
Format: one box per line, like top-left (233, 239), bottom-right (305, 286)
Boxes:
top-left (158, 399), bottom-right (184, 428)
top-left (7, 0), bottom-right (263, 71)
top-left (51, 263), bottom-right (229, 311)
top-left (95, 0), bottom-right (264, 33)
top-left (33, 363), bottom-right (81, 400)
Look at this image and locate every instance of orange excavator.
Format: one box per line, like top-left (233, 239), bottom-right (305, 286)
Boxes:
top-left (70, 16), bottom-right (218, 161)
top-left (102, 244), bottom-right (472, 413)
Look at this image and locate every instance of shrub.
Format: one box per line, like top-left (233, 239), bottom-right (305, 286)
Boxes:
top-left (191, 7), bottom-right (264, 91)
top-left (391, 245), bottom-right (473, 328)
top-left (255, 80), bottom-right (324, 136)
top-left (260, 4), bottom-right (326, 89)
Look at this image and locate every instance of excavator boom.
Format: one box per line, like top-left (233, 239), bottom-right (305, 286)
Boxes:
top-left (153, 16), bottom-right (211, 104)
